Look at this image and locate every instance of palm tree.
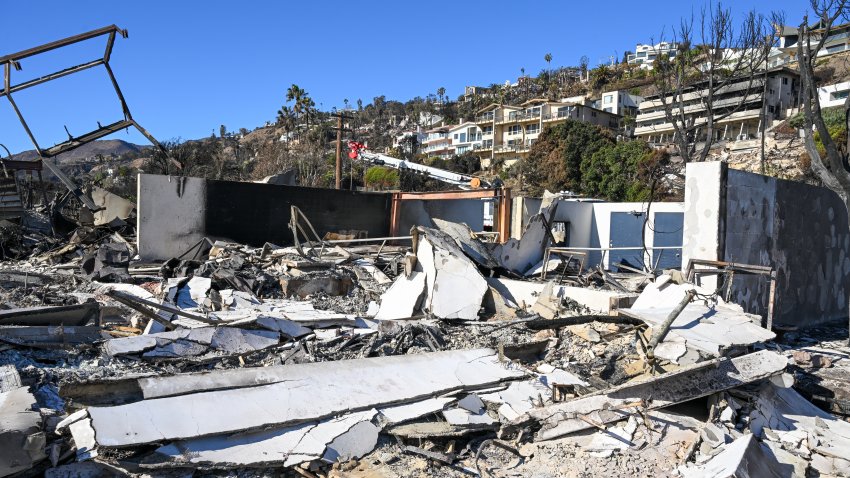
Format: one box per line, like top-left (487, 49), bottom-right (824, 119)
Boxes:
top-left (286, 84), bottom-right (306, 125)
top-left (436, 87), bottom-right (446, 118)
top-left (300, 96), bottom-right (316, 130)
top-left (544, 53), bottom-right (553, 96)
top-left (544, 53), bottom-right (552, 66)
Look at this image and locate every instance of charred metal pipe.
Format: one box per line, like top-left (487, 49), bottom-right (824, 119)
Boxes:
top-left (645, 289), bottom-right (697, 360)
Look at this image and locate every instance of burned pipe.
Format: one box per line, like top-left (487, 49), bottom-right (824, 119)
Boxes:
top-left (645, 289), bottom-right (697, 360)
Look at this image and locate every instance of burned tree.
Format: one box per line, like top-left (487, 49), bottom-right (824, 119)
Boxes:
top-left (798, 0), bottom-right (850, 208)
top-left (651, 3), bottom-right (779, 163)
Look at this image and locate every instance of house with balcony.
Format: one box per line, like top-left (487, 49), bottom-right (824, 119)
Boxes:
top-left (627, 42), bottom-right (679, 70)
top-left (474, 99), bottom-right (622, 169)
top-left (634, 68), bottom-right (799, 144)
top-left (422, 125), bottom-right (453, 159)
top-left (448, 122), bottom-right (483, 156)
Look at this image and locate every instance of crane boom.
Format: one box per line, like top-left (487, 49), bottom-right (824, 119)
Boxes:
top-left (348, 141), bottom-right (489, 189)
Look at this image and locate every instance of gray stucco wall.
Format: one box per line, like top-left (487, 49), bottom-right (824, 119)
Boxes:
top-left (137, 174), bottom-right (392, 261)
top-left (683, 162), bottom-right (850, 327)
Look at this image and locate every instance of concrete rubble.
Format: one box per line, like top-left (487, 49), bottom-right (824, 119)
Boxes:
top-left (1, 198), bottom-right (850, 478)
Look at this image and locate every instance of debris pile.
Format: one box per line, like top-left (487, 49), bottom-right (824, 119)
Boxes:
top-left (1, 208), bottom-right (850, 478)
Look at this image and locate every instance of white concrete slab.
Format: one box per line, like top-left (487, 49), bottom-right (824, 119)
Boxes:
top-left (148, 410), bottom-right (377, 468)
top-left (68, 418), bottom-right (97, 460)
top-left (485, 277), bottom-right (545, 309)
top-left (375, 271), bottom-right (426, 320)
top-left (443, 408), bottom-right (498, 425)
top-left (88, 348), bottom-right (524, 446)
top-left (378, 398), bottom-right (453, 424)
top-left (418, 233), bottom-right (488, 320)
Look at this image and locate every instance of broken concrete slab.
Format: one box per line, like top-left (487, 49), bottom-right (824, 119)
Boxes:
top-left (679, 434), bottom-right (790, 478)
top-left (495, 209), bottom-right (553, 276)
top-left (443, 407), bottom-right (498, 426)
top-left (374, 271), bottom-right (426, 320)
top-left (68, 417), bottom-right (97, 461)
top-left (517, 350), bottom-right (787, 441)
top-left (209, 327), bottom-right (279, 354)
top-left (481, 380), bottom-right (552, 421)
top-left (387, 420), bottom-right (498, 439)
top-left (432, 218), bottom-right (500, 270)
top-left (0, 326), bottom-right (104, 348)
top-left (0, 387), bottom-right (47, 477)
top-left (91, 186), bottom-right (134, 227)
top-left (620, 277), bottom-right (775, 357)
top-left (749, 381), bottom-right (850, 473)
top-left (85, 348), bottom-right (523, 447)
top-left (143, 410), bottom-right (378, 469)
top-left (321, 420), bottom-right (380, 464)
top-left (256, 316), bottom-right (312, 338)
top-left (103, 327), bottom-right (280, 359)
top-left (416, 228), bottom-right (488, 320)
top-left (585, 415), bottom-right (639, 458)
top-left (458, 394), bottom-right (485, 414)
top-left (378, 397), bottom-right (453, 424)
top-left (174, 276), bottom-right (212, 309)
top-left (552, 285), bottom-right (632, 314)
top-left (485, 277), bottom-right (545, 309)
top-left (619, 303), bottom-right (775, 357)
top-left (0, 302), bottom-right (100, 326)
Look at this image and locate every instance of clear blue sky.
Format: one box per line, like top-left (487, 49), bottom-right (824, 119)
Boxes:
top-left (0, 0), bottom-right (810, 154)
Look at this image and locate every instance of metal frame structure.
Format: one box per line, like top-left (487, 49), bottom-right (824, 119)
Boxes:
top-left (541, 247), bottom-right (588, 280)
top-left (685, 258), bottom-right (778, 329)
top-left (1, 25), bottom-right (165, 210)
top-left (389, 188), bottom-right (512, 243)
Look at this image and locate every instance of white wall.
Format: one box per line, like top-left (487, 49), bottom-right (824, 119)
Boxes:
top-left (818, 81), bottom-right (850, 108)
top-left (543, 198), bottom-right (684, 270)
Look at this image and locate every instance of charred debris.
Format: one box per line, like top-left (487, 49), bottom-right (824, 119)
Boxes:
top-left (1, 26), bottom-right (850, 478)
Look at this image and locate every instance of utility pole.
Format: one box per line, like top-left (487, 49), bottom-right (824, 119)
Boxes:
top-left (331, 112), bottom-right (354, 189)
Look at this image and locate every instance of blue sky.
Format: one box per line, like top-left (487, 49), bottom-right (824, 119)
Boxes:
top-left (0, 0), bottom-right (810, 154)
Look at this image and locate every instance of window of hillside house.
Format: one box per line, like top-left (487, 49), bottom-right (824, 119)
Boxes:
top-left (604, 95), bottom-right (613, 104)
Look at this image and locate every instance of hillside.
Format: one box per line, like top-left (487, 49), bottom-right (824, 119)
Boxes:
top-left (9, 139), bottom-right (147, 163)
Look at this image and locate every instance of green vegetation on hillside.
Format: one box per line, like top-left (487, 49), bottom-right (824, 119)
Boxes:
top-left (516, 120), bottom-right (666, 200)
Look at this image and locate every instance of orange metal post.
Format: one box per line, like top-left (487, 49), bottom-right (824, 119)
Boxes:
top-left (497, 187), bottom-right (511, 243)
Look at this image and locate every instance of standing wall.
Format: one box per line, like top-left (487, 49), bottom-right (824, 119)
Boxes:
top-left (137, 174), bottom-right (392, 261)
top-left (682, 162), bottom-right (850, 327)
